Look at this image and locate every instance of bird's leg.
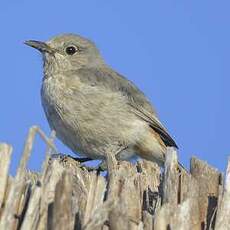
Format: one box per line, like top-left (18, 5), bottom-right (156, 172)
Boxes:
top-left (68, 156), bottom-right (93, 163)
top-left (56, 153), bottom-right (94, 164)
top-left (80, 163), bottom-right (106, 173)
top-left (60, 145), bottom-right (128, 172)
top-left (65, 155), bottom-right (107, 172)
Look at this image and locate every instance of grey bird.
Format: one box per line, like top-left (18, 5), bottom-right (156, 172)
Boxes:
top-left (25, 34), bottom-right (177, 167)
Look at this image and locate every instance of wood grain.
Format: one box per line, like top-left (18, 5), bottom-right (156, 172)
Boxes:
top-left (0, 127), bottom-right (228, 230)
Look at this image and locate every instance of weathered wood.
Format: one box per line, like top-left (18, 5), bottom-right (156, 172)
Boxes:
top-left (154, 148), bottom-right (200, 230)
top-left (163, 147), bottom-right (179, 206)
top-left (190, 157), bottom-right (221, 229)
top-left (20, 156), bottom-right (52, 230)
top-left (82, 172), bottom-right (107, 229)
top-left (137, 160), bottom-right (161, 218)
top-left (0, 126), bottom-right (41, 230)
top-left (51, 171), bottom-right (75, 230)
top-left (142, 211), bottom-right (153, 230)
top-left (215, 158), bottom-right (230, 230)
top-left (107, 160), bottom-right (142, 230)
top-left (20, 183), bottom-right (41, 230)
top-left (37, 159), bottom-right (65, 229)
top-left (0, 143), bottom-right (12, 214)
top-left (0, 127), bottom-right (228, 230)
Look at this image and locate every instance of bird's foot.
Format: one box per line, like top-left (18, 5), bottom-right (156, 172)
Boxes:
top-left (56, 153), bottom-right (106, 172)
top-left (79, 164), bottom-right (105, 173)
top-left (67, 155), bottom-right (93, 163)
top-left (80, 160), bottom-right (107, 173)
top-left (56, 153), bottom-right (93, 163)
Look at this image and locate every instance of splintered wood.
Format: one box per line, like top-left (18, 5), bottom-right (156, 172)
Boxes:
top-left (0, 127), bottom-right (229, 230)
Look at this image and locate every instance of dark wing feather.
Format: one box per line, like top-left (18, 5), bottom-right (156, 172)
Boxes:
top-left (72, 67), bottom-right (178, 148)
top-left (128, 102), bottom-right (178, 148)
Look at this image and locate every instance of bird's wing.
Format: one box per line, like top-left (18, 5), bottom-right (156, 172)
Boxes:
top-left (70, 67), bottom-right (178, 148)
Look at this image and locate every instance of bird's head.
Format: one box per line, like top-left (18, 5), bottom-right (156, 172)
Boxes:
top-left (25, 33), bottom-right (104, 75)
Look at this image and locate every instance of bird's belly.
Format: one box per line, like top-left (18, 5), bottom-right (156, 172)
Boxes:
top-left (41, 80), bottom-right (146, 159)
top-left (42, 102), bottom-right (145, 159)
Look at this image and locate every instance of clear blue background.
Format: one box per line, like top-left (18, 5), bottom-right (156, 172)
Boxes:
top-left (1, 0), bottom-right (229, 174)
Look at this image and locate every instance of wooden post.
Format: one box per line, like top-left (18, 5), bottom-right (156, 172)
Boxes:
top-left (0, 127), bottom-right (229, 230)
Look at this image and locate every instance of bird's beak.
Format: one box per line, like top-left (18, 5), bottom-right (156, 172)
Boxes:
top-left (24, 40), bottom-right (54, 54)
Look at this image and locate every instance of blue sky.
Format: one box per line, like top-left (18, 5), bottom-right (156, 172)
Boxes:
top-left (1, 0), bottom-right (230, 174)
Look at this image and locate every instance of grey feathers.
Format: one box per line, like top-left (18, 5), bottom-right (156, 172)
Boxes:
top-left (68, 67), bottom-right (178, 148)
top-left (26, 33), bottom-right (178, 166)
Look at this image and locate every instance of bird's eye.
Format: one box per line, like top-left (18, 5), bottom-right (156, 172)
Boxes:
top-left (65, 46), bottom-right (78, 55)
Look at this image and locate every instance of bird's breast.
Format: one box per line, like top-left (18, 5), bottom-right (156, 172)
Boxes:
top-left (40, 74), bottom-right (147, 157)
top-left (41, 76), bottom-right (67, 128)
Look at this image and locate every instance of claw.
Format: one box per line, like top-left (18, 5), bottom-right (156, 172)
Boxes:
top-left (68, 156), bottom-right (93, 163)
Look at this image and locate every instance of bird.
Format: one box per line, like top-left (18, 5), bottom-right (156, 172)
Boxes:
top-left (25, 33), bottom-right (178, 168)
